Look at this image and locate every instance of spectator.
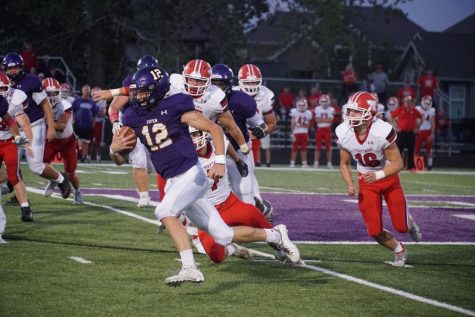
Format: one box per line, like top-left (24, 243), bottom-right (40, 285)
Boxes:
top-left (436, 105), bottom-right (449, 142)
top-left (38, 55), bottom-right (53, 78)
top-left (29, 66), bottom-right (38, 76)
top-left (278, 86), bottom-right (294, 122)
top-left (307, 87), bottom-right (320, 111)
top-left (51, 66), bottom-right (66, 83)
top-left (418, 69), bottom-right (438, 99)
top-left (368, 64), bottom-right (389, 104)
top-left (390, 96), bottom-right (422, 170)
top-left (90, 86), bottom-right (107, 162)
top-left (396, 80), bottom-right (417, 103)
top-left (341, 63), bottom-right (358, 99)
top-left (329, 92), bottom-right (341, 124)
top-left (20, 41), bottom-right (39, 73)
top-left (72, 85), bottom-right (97, 163)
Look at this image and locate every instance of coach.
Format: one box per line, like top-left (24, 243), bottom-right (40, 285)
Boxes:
top-left (390, 96), bottom-right (422, 170)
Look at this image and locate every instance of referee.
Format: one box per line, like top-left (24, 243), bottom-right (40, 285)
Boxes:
top-left (390, 96), bottom-right (422, 170)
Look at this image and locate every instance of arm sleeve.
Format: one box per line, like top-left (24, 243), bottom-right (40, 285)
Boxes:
top-left (246, 112), bottom-right (265, 127)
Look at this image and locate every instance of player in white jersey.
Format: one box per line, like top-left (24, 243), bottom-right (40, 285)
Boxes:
top-left (314, 94), bottom-right (335, 168)
top-left (385, 96), bottom-right (399, 128)
top-left (188, 126), bottom-right (301, 264)
top-left (42, 78), bottom-right (84, 204)
top-left (60, 83), bottom-right (76, 105)
top-left (289, 98), bottom-right (313, 168)
top-left (415, 95), bottom-right (436, 170)
top-left (0, 72), bottom-right (34, 222)
top-left (336, 91), bottom-right (422, 266)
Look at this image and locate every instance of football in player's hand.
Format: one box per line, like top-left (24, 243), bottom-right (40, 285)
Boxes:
top-left (114, 126), bottom-right (137, 155)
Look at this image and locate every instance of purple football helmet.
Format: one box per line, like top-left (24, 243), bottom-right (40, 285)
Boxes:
top-left (130, 66), bottom-right (170, 113)
top-left (136, 55), bottom-right (159, 71)
top-left (2, 52), bottom-right (24, 81)
top-left (211, 64), bottom-right (234, 96)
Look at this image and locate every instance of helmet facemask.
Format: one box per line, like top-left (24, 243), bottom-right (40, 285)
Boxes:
top-left (46, 91), bottom-right (61, 106)
top-left (343, 103), bottom-right (374, 128)
top-left (239, 78), bottom-right (261, 96)
top-left (183, 75), bottom-right (210, 97)
top-left (189, 127), bottom-right (209, 151)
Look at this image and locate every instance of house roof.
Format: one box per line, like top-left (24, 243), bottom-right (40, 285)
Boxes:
top-left (445, 13), bottom-right (475, 34)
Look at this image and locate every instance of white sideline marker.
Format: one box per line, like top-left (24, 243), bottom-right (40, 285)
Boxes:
top-left (26, 187), bottom-right (475, 316)
top-left (453, 214), bottom-right (475, 221)
top-left (70, 256), bottom-right (92, 264)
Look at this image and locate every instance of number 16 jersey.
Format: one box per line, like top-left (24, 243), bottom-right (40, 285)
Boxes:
top-left (335, 119), bottom-right (397, 174)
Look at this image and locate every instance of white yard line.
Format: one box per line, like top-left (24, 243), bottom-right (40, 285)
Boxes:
top-left (342, 199), bottom-right (475, 209)
top-left (69, 256), bottom-right (92, 264)
top-left (292, 241), bottom-right (475, 246)
top-left (453, 214), bottom-right (475, 222)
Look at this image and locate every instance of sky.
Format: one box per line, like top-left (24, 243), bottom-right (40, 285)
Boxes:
top-left (395, 0), bottom-right (475, 31)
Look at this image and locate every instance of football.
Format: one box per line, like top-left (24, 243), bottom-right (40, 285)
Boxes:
top-left (114, 126), bottom-right (137, 155)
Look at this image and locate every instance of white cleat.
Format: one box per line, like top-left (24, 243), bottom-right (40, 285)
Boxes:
top-left (44, 180), bottom-right (57, 197)
top-left (313, 163), bottom-right (319, 169)
top-left (327, 163), bottom-right (333, 169)
top-left (302, 164), bottom-right (308, 169)
top-left (232, 243), bottom-right (253, 259)
top-left (73, 191), bottom-right (84, 205)
top-left (393, 247), bottom-right (407, 267)
top-left (164, 266), bottom-right (204, 287)
top-left (0, 235), bottom-right (8, 244)
top-left (274, 224), bottom-right (301, 263)
top-left (274, 249), bottom-right (287, 262)
top-left (408, 219), bottom-right (422, 242)
top-left (137, 197), bottom-right (151, 208)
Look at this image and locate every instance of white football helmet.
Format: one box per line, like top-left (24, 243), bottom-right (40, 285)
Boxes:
top-left (189, 126), bottom-right (209, 150)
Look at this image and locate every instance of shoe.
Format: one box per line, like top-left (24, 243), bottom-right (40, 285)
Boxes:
top-left (327, 163), bottom-right (333, 169)
top-left (1, 183), bottom-right (10, 195)
top-left (393, 246), bottom-right (407, 267)
top-left (137, 196), bottom-right (151, 208)
top-left (255, 162), bottom-right (261, 167)
top-left (57, 173), bottom-right (71, 199)
top-left (427, 166), bottom-right (432, 171)
top-left (262, 199), bottom-right (273, 223)
top-left (232, 243), bottom-right (253, 259)
top-left (313, 163), bottom-right (319, 169)
top-left (266, 163), bottom-right (271, 167)
top-left (164, 266), bottom-right (204, 287)
top-left (44, 180), bottom-right (57, 197)
top-left (408, 218), bottom-right (422, 242)
top-left (274, 249), bottom-right (287, 261)
top-left (302, 164), bottom-right (308, 168)
top-left (273, 224), bottom-right (300, 263)
top-left (0, 235), bottom-right (8, 244)
top-left (5, 195), bottom-right (19, 206)
top-left (20, 206), bottom-right (33, 222)
top-left (289, 163), bottom-right (295, 168)
top-left (74, 191), bottom-right (84, 205)
top-left (192, 236), bottom-right (206, 254)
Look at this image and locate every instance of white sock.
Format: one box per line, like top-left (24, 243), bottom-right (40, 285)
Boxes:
top-left (0, 205), bottom-right (6, 234)
top-left (55, 174), bottom-right (65, 183)
top-left (226, 244), bottom-right (235, 256)
top-left (20, 202), bottom-right (29, 208)
top-left (265, 228), bottom-right (281, 244)
top-left (428, 158), bottom-right (433, 167)
top-left (290, 160), bottom-right (295, 165)
top-left (302, 161), bottom-right (307, 165)
top-left (179, 249), bottom-right (196, 268)
top-left (393, 242), bottom-right (404, 253)
top-left (139, 191), bottom-right (150, 199)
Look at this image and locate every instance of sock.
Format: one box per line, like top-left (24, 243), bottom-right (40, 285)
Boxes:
top-left (302, 161), bottom-right (307, 165)
top-left (226, 244), bottom-right (235, 256)
top-left (139, 191), bottom-right (150, 199)
top-left (0, 205), bottom-right (6, 234)
top-left (20, 202), bottom-right (29, 208)
top-left (86, 155), bottom-right (91, 161)
top-left (393, 242), bottom-right (404, 253)
top-left (55, 174), bottom-right (65, 184)
top-left (265, 228), bottom-right (281, 244)
top-left (179, 249), bottom-right (196, 268)
top-left (428, 158), bottom-right (433, 167)
top-left (290, 160), bottom-right (295, 165)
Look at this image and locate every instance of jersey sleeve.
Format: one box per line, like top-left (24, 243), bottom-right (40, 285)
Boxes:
top-left (62, 100), bottom-right (73, 112)
top-left (247, 111), bottom-right (265, 127)
top-left (262, 88), bottom-right (275, 114)
top-left (335, 123), bottom-right (348, 150)
top-left (0, 97), bottom-right (9, 117)
top-left (379, 121), bottom-right (397, 149)
top-left (31, 77), bottom-right (47, 105)
top-left (178, 94), bottom-right (196, 114)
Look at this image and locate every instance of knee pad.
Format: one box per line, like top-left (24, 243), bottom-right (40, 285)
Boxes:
top-left (29, 162), bottom-right (45, 175)
top-left (154, 205), bottom-right (177, 220)
top-left (209, 244), bottom-right (226, 263)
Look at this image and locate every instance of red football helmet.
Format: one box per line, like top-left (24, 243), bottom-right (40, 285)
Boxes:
top-left (343, 91), bottom-right (377, 127)
top-left (0, 72), bottom-right (10, 98)
top-left (182, 59), bottom-right (212, 97)
top-left (296, 97), bottom-right (308, 112)
top-left (60, 83), bottom-right (72, 99)
top-left (42, 77), bottom-right (61, 105)
top-left (238, 64), bottom-right (262, 96)
top-left (370, 92), bottom-right (379, 103)
top-left (319, 94), bottom-right (330, 108)
top-left (387, 96), bottom-right (399, 111)
top-left (421, 95), bottom-right (432, 109)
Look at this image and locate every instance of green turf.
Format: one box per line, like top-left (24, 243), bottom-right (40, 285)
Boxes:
top-left (0, 164), bottom-right (474, 316)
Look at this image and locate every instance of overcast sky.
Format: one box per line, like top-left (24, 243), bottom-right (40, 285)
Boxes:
top-left (395, 0), bottom-right (475, 31)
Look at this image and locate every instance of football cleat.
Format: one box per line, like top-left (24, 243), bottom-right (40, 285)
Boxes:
top-left (44, 180), bottom-right (57, 197)
top-left (192, 236), bottom-right (206, 255)
top-left (5, 195), bottom-right (19, 206)
top-left (73, 191), bottom-right (84, 205)
top-left (274, 249), bottom-right (287, 262)
top-left (0, 235), bottom-right (8, 244)
top-left (164, 266), bottom-right (204, 287)
top-left (232, 243), bottom-right (253, 259)
top-left (137, 197), bottom-right (151, 208)
top-left (261, 199), bottom-right (273, 224)
top-left (393, 247), bottom-right (407, 267)
top-left (20, 206), bottom-right (33, 222)
top-left (408, 217), bottom-right (422, 242)
top-left (327, 163), bottom-right (333, 169)
top-left (57, 173), bottom-right (71, 199)
top-left (273, 224), bottom-right (301, 263)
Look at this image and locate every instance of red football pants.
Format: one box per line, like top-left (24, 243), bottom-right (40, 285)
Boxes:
top-left (43, 134), bottom-right (78, 179)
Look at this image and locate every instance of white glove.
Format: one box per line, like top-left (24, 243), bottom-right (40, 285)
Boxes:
top-left (112, 121), bottom-right (123, 134)
top-left (13, 135), bottom-right (31, 146)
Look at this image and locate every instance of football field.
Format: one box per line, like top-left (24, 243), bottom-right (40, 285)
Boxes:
top-left (1, 164), bottom-right (474, 317)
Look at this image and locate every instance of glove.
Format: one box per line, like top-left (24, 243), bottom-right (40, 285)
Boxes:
top-left (236, 159), bottom-right (249, 177)
top-left (13, 135), bottom-right (31, 146)
top-left (112, 121), bottom-right (123, 134)
top-left (251, 126), bottom-right (266, 139)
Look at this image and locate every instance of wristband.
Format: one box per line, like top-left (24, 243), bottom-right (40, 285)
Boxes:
top-left (110, 88), bottom-right (121, 97)
top-left (215, 154), bottom-right (226, 165)
top-left (239, 143), bottom-right (249, 153)
top-left (109, 111), bottom-right (119, 123)
top-left (109, 146), bottom-right (117, 155)
top-left (374, 170), bottom-right (386, 180)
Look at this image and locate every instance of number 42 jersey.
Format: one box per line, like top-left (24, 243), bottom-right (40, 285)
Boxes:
top-left (335, 119), bottom-right (397, 174)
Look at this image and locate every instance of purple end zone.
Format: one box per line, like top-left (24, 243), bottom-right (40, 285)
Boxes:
top-left (81, 188), bottom-right (475, 243)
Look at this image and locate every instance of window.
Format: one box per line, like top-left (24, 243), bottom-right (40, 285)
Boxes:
top-left (449, 86), bottom-right (465, 120)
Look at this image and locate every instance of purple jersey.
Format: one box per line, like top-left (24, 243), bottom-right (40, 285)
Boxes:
top-left (0, 96), bottom-right (8, 117)
top-left (122, 93), bottom-right (198, 179)
top-left (227, 90), bottom-right (258, 150)
top-left (11, 74), bottom-right (46, 123)
top-left (72, 98), bottom-right (97, 129)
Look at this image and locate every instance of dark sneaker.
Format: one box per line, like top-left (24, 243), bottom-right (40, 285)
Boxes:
top-left (21, 206), bottom-right (33, 222)
top-left (5, 195), bottom-right (19, 206)
top-left (57, 173), bottom-right (71, 199)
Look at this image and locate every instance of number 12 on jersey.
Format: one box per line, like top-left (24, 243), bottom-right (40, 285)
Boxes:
top-left (141, 123), bottom-right (172, 151)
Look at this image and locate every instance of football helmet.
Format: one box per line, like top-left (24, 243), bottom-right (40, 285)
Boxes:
top-left (42, 77), bottom-right (61, 106)
top-left (319, 94), bottom-right (330, 108)
top-left (343, 91), bottom-right (377, 127)
top-left (238, 64), bottom-right (262, 96)
top-left (60, 83), bottom-right (72, 99)
top-left (421, 95), bottom-right (432, 109)
top-left (0, 72), bottom-right (10, 98)
top-left (188, 126), bottom-right (209, 150)
top-left (137, 55), bottom-right (159, 71)
top-left (296, 97), bottom-right (308, 112)
top-left (2, 52), bottom-right (24, 81)
top-left (211, 64), bottom-right (234, 96)
top-left (182, 59), bottom-right (212, 97)
top-left (387, 97), bottom-right (399, 111)
top-left (130, 66), bottom-right (170, 113)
